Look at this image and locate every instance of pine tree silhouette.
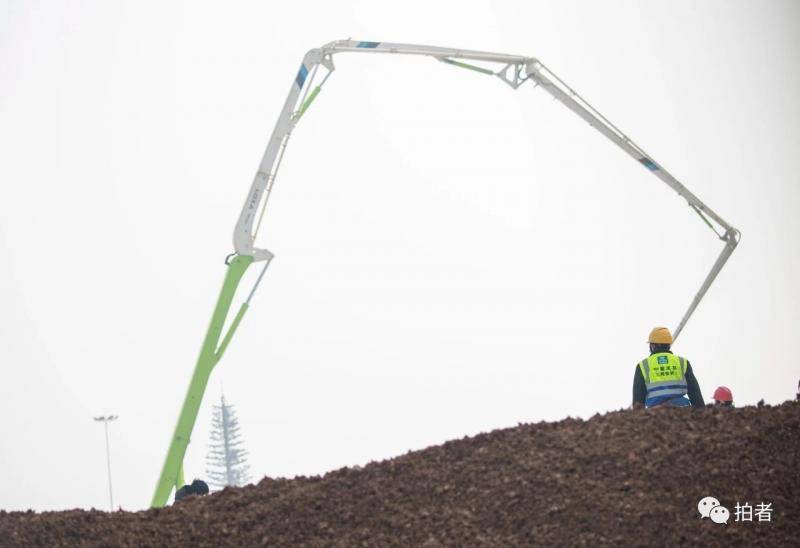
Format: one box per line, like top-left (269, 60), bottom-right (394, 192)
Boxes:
top-left (206, 394), bottom-right (251, 490)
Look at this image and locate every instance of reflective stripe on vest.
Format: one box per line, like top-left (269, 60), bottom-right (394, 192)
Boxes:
top-left (639, 353), bottom-right (688, 406)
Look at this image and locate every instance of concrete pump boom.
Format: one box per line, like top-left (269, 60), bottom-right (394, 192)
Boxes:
top-left (151, 40), bottom-right (740, 507)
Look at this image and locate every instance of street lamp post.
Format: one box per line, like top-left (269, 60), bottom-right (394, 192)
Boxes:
top-left (93, 415), bottom-right (118, 511)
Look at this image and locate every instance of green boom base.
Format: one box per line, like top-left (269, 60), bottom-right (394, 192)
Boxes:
top-left (150, 255), bottom-right (253, 507)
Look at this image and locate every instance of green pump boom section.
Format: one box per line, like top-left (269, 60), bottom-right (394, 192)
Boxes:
top-left (151, 255), bottom-right (253, 507)
top-left (150, 40), bottom-right (739, 507)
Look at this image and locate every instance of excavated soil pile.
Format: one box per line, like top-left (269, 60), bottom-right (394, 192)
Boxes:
top-left (2, 402), bottom-right (799, 546)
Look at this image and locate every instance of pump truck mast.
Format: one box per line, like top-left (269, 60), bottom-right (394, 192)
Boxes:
top-left (151, 40), bottom-right (740, 507)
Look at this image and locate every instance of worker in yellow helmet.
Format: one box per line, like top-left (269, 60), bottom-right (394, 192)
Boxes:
top-left (632, 327), bottom-right (704, 408)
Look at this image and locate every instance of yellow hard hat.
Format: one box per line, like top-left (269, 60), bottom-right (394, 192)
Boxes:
top-left (648, 327), bottom-right (673, 345)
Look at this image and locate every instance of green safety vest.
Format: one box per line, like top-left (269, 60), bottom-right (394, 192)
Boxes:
top-left (639, 352), bottom-right (688, 406)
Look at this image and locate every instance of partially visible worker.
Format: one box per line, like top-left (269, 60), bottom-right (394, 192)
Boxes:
top-left (713, 386), bottom-right (734, 407)
top-left (174, 479), bottom-right (210, 503)
top-left (632, 327), bottom-right (704, 408)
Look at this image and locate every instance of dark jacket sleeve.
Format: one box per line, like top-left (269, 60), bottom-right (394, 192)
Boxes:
top-left (684, 362), bottom-right (704, 408)
top-left (633, 365), bottom-right (646, 406)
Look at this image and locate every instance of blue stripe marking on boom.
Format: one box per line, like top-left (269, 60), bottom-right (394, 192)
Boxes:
top-left (639, 157), bottom-right (659, 171)
top-left (356, 41), bottom-right (380, 48)
top-left (296, 64), bottom-right (309, 88)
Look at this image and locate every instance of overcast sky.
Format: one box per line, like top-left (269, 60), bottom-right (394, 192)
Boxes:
top-left (1, 0), bottom-right (798, 512)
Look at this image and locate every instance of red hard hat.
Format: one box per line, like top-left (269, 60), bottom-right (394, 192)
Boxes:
top-left (713, 386), bottom-right (733, 402)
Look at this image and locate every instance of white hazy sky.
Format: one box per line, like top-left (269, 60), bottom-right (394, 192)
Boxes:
top-left (1, 0), bottom-right (798, 512)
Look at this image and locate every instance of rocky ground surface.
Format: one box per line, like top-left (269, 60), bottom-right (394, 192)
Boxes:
top-left (2, 402), bottom-right (799, 546)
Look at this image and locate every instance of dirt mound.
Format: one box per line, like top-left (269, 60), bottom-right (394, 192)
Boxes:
top-left (2, 403), bottom-right (799, 546)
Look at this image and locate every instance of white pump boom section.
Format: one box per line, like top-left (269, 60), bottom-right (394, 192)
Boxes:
top-left (235, 39), bottom-right (739, 339)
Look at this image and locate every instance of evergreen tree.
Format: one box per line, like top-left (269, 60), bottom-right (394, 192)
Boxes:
top-left (206, 394), bottom-right (251, 490)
